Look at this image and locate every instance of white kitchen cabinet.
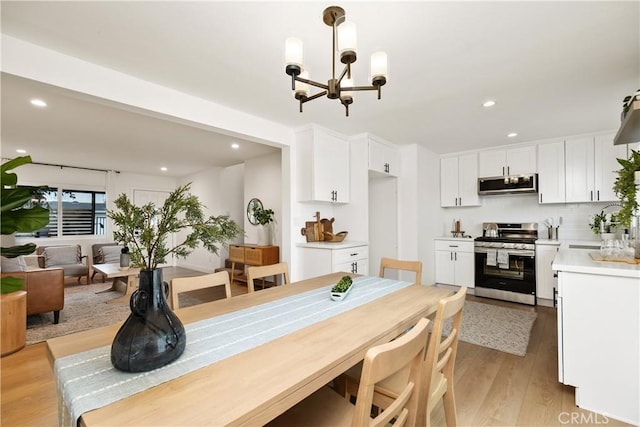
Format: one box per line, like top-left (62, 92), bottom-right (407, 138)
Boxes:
top-left (368, 137), bottom-right (399, 177)
top-left (478, 145), bottom-right (536, 177)
top-left (537, 140), bottom-right (566, 204)
top-left (440, 153), bottom-right (480, 207)
top-left (555, 260), bottom-right (639, 425)
top-left (298, 243), bottom-right (368, 279)
top-left (434, 239), bottom-right (474, 287)
top-left (565, 134), bottom-right (626, 203)
top-left (295, 125), bottom-right (350, 203)
top-left (535, 242), bottom-right (560, 305)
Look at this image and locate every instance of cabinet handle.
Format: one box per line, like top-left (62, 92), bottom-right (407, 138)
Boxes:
top-left (459, 197), bottom-right (462, 205)
top-left (449, 245), bottom-right (458, 248)
top-left (384, 163), bottom-right (390, 173)
top-left (539, 193), bottom-right (543, 203)
top-left (350, 252), bottom-right (358, 257)
top-left (507, 166), bottom-right (510, 176)
top-left (450, 252), bottom-right (453, 261)
top-left (455, 252), bottom-right (458, 261)
top-left (597, 190), bottom-right (600, 201)
top-left (590, 190), bottom-right (593, 201)
top-left (553, 287), bottom-right (557, 308)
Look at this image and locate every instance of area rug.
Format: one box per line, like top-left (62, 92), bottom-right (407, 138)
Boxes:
top-left (442, 300), bottom-right (537, 356)
top-left (26, 282), bottom-right (132, 345)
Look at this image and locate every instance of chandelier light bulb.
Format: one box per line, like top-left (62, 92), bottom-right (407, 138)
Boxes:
top-left (341, 77), bottom-right (354, 101)
top-left (370, 52), bottom-right (388, 79)
top-left (285, 37), bottom-right (303, 67)
top-left (338, 20), bottom-right (357, 64)
top-left (295, 70), bottom-right (310, 98)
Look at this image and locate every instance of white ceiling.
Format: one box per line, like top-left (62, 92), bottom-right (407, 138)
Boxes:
top-left (1, 1), bottom-right (638, 177)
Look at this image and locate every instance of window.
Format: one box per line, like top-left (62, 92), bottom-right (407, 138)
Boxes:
top-left (25, 188), bottom-right (106, 237)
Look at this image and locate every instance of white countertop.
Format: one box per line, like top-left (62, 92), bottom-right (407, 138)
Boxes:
top-left (433, 236), bottom-right (475, 242)
top-left (552, 245), bottom-right (640, 279)
top-left (296, 240), bottom-right (368, 250)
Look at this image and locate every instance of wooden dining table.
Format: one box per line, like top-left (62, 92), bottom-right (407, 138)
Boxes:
top-left (47, 272), bottom-right (452, 426)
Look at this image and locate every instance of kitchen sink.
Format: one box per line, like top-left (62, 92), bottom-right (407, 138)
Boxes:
top-left (568, 244), bottom-right (600, 250)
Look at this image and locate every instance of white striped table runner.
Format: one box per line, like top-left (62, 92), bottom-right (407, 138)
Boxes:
top-left (54, 276), bottom-right (412, 426)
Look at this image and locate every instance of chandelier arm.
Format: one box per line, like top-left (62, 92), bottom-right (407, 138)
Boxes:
top-left (342, 85), bottom-right (381, 92)
top-left (295, 76), bottom-right (329, 90)
top-left (303, 91), bottom-right (328, 103)
top-left (337, 64), bottom-right (349, 84)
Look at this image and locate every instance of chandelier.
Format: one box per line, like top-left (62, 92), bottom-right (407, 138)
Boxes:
top-left (284, 5), bottom-right (388, 117)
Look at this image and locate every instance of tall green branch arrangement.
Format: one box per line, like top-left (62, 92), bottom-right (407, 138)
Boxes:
top-left (108, 183), bottom-right (243, 270)
top-left (1, 156), bottom-right (50, 293)
top-left (613, 149), bottom-right (640, 228)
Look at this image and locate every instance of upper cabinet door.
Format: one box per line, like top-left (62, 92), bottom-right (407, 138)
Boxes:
top-left (478, 146), bottom-right (536, 177)
top-left (478, 149), bottom-right (507, 177)
top-left (565, 137), bottom-right (595, 203)
top-left (296, 126), bottom-right (350, 203)
top-left (506, 146), bottom-right (537, 175)
top-left (440, 157), bottom-right (460, 207)
top-left (594, 133), bottom-right (627, 202)
top-left (458, 153), bottom-right (480, 206)
top-left (368, 138), bottom-right (399, 177)
top-left (537, 140), bottom-right (566, 204)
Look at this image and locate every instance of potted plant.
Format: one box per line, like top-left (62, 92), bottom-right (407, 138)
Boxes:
top-left (107, 183), bottom-right (243, 372)
top-left (1, 156), bottom-right (50, 356)
top-left (613, 149), bottom-right (640, 229)
top-left (252, 203), bottom-right (275, 245)
top-left (330, 275), bottom-right (354, 301)
top-left (589, 210), bottom-right (618, 239)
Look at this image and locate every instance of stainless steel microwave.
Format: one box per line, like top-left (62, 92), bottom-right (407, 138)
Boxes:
top-left (478, 174), bottom-right (538, 195)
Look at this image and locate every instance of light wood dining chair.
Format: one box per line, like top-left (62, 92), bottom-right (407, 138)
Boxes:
top-left (169, 271), bottom-right (231, 309)
top-left (341, 287), bottom-right (467, 426)
top-left (246, 262), bottom-right (289, 293)
top-left (267, 317), bottom-right (431, 427)
top-left (419, 286), bottom-right (466, 427)
top-left (379, 257), bottom-right (423, 285)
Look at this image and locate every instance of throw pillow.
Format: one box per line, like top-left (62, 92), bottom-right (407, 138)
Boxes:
top-left (44, 246), bottom-right (80, 267)
top-left (98, 246), bottom-right (122, 264)
top-left (0, 256), bottom-right (27, 272)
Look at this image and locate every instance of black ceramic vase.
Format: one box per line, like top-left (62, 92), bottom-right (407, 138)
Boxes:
top-left (111, 269), bottom-right (186, 372)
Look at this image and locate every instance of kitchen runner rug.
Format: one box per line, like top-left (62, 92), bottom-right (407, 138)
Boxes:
top-left (442, 300), bottom-right (537, 356)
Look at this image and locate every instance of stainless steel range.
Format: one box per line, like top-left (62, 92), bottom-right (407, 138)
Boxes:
top-left (474, 222), bottom-right (537, 305)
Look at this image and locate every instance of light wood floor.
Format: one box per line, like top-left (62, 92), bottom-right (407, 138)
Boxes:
top-left (0, 287), bottom-right (632, 426)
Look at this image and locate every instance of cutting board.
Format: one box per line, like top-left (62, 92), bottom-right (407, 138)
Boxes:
top-left (589, 251), bottom-right (640, 264)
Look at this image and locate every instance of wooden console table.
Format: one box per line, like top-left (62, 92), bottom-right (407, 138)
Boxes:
top-left (228, 244), bottom-right (279, 286)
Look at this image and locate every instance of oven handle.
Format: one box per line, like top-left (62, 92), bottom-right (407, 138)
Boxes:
top-left (474, 247), bottom-right (535, 257)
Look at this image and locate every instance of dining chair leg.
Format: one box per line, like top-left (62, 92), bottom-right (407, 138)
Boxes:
top-left (443, 387), bottom-right (458, 427)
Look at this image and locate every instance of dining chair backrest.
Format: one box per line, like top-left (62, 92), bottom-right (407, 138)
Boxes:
top-left (246, 262), bottom-right (289, 293)
top-left (379, 257), bottom-right (423, 285)
top-left (419, 286), bottom-right (466, 427)
top-left (169, 271), bottom-right (231, 309)
top-left (267, 317), bottom-right (431, 427)
top-left (353, 317), bottom-right (430, 427)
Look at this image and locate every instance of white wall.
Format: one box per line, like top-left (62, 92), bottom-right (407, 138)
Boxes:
top-left (243, 152), bottom-right (282, 246)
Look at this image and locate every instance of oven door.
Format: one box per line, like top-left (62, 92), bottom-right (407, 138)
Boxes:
top-left (474, 248), bottom-right (536, 304)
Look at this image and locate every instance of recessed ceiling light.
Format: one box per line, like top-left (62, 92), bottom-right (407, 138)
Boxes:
top-left (482, 100), bottom-right (496, 108)
top-left (231, 143), bottom-right (240, 149)
top-left (30, 98), bottom-right (47, 107)
top-left (160, 167), bottom-right (168, 172)
top-left (507, 132), bottom-right (518, 138)
top-left (16, 149), bottom-right (27, 154)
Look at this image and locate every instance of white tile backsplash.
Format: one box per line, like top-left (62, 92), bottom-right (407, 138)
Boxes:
top-left (441, 194), bottom-right (613, 242)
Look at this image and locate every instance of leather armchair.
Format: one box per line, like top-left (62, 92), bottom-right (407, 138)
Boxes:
top-left (0, 268), bottom-right (65, 324)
